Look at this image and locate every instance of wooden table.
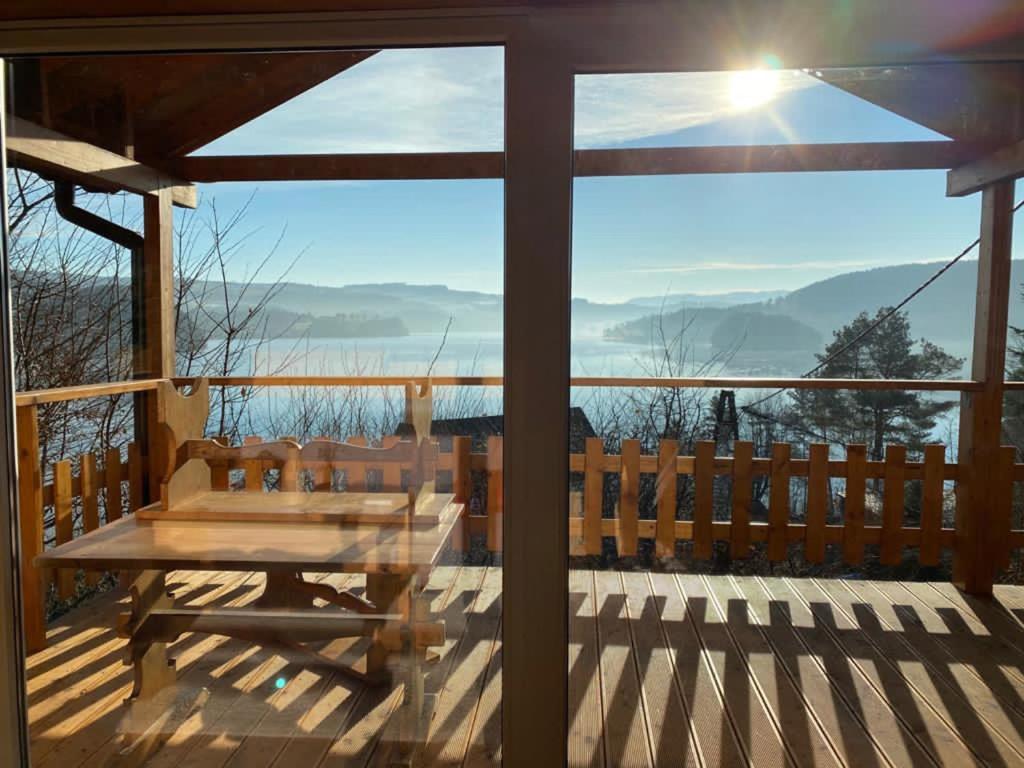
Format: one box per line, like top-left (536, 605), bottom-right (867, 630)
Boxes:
top-left (36, 493), bottom-right (463, 767)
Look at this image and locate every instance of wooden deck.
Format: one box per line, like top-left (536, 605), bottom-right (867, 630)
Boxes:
top-left (27, 567), bottom-right (1024, 767)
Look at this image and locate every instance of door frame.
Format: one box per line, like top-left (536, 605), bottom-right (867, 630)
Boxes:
top-left (0, 9), bottom-right (576, 767)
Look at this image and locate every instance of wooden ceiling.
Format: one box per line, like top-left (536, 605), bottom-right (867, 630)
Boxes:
top-left (818, 63), bottom-right (1024, 145)
top-left (10, 50), bottom-right (376, 168)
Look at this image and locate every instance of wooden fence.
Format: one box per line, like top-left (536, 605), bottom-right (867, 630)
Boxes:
top-left (17, 419), bottom-right (1024, 653)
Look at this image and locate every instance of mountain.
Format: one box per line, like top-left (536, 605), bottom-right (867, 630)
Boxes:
top-left (218, 281), bottom-right (781, 338)
top-left (605, 260), bottom-right (1024, 370)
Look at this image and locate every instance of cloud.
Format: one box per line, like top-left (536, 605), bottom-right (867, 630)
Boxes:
top-left (199, 48), bottom-right (821, 155)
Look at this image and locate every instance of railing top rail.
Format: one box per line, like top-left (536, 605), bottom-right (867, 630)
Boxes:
top-left (15, 378), bottom-right (165, 407)
top-left (181, 375), bottom-right (984, 392)
top-left (14, 374), bottom-right (990, 406)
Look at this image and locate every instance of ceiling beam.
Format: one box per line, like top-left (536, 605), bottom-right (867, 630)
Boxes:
top-left (177, 141), bottom-right (986, 182)
top-left (6, 117), bottom-right (197, 208)
top-left (947, 139), bottom-right (1024, 196)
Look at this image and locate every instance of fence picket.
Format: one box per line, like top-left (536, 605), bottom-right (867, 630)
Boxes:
top-left (655, 439), bottom-right (678, 558)
top-left (127, 442), bottom-right (143, 513)
top-left (806, 443), bottom-right (828, 563)
top-left (731, 440), bottom-right (753, 558)
top-left (920, 444), bottom-right (945, 566)
top-left (486, 436), bottom-right (503, 552)
top-left (617, 439), bottom-right (640, 556)
top-left (79, 453), bottom-right (100, 586)
top-left (584, 437), bottom-right (604, 556)
top-left (844, 444), bottom-right (867, 563)
top-left (53, 460), bottom-right (75, 600)
top-left (105, 448), bottom-right (122, 522)
top-left (768, 443), bottom-right (790, 561)
top-left (881, 444), bottom-right (906, 566)
top-left (694, 441), bottom-right (715, 559)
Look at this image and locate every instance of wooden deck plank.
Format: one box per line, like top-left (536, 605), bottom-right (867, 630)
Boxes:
top-left (859, 580), bottom-right (1024, 764)
top-left (702, 575), bottom-right (842, 768)
top-left (27, 572), bottom-right (227, 758)
top-left (34, 571), bottom-right (254, 768)
top-left (422, 566), bottom-right (501, 766)
top-left (929, 581), bottom-right (1024, 659)
top-left (760, 578), bottom-right (937, 767)
top-left (734, 577), bottom-right (889, 768)
top-left (647, 572), bottom-right (746, 768)
top-left (27, 572), bottom-right (1024, 768)
top-left (461, 613), bottom-right (502, 768)
top-left (620, 572), bottom-right (699, 768)
top-left (593, 570), bottom-right (651, 768)
top-left (788, 578), bottom-right (982, 766)
top-left (674, 573), bottom-right (790, 767)
top-left (896, 582), bottom-right (1024, 710)
top-left (568, 569), bottom-right (604, 768)
top-left (222, 573), bottom-right (368, 768)
top-left (834, 579), bottom-right (1018, 764)
top-left (129, 573), bottom-right (338, 768)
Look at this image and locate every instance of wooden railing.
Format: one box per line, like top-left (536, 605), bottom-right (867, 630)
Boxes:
top-left (161, 433), bottom-right (1022, 571)
top-left (15, 374), bottom-right (1024, 655)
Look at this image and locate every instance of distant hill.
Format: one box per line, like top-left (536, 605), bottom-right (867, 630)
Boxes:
top-left (216, 281), bottom-right (787, 338)
top-left (606, 260), bottom-right (1024, 368)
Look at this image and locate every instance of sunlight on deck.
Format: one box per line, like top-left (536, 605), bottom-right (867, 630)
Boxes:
top-left (28, 567), bottom-right (1024, 767)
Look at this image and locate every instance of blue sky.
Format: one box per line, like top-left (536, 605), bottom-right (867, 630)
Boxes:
top-left (193, 47), bottom-right (986, 303)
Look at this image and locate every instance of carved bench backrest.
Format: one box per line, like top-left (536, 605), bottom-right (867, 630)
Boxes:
top-left (160, 379), bottom-right (436, 514)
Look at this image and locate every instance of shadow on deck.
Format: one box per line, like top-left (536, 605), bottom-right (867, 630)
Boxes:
top-left (26, 567), bottom-right (1024, 767)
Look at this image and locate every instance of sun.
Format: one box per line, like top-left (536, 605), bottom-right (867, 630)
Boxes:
top-left (728, 68), bottom-right (780, 110)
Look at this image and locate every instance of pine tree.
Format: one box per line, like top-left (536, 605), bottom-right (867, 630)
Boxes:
top-left (788, 308), bottom-right (962, 459)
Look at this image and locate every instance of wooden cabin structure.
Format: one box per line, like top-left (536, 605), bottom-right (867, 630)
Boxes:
top-left (3, 1), bottom-right (1024, 766)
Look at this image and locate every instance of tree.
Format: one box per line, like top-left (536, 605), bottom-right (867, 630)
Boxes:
top-left (788, 308), bottom-right (962, 460)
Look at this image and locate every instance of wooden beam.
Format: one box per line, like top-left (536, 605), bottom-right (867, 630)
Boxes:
top-left (178, 141), bottom-right (984, 182)
top-left (576, 142), bottom-right (987, 176)
top-left (948, 139), bottom-right (1024, 196)
top-left (502, 34), bottom-right (572, 766)
top-left (954, 179), bottom-right (1015, 596)
top-left (138, 188), bottom-right (175, 504)
top-left (141, 189), bottom-right (175, 379)
top-left (5, 116), bottom-right (196, 208)
top-left (177, 151), bottom-right (503, 182)
top-left (14, 379), bottom-right (163, 407)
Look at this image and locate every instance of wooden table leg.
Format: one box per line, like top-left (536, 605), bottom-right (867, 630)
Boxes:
top-left (110, 569), bottom-right (183, 767)
top-left (366, 573), bottom-right (412, 678)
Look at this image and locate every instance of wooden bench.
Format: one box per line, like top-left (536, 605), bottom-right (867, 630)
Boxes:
top-left (37, 377), bottom-right (461, 767)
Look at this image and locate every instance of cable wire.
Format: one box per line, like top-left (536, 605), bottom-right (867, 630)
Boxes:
top-left (740, 196), bottom-right (1024, 414)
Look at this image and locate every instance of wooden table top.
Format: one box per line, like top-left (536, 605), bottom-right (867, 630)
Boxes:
top-left (36, 500), bottom-right (462, 575)
top-left (135, 491), bottom-right (453, 526)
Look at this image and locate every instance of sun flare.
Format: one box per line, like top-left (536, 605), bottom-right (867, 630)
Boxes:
top-left (728, 68), bottom-right (780, 110)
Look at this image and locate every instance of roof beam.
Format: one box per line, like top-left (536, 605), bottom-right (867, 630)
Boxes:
top-left (576, 142), bottom-right (985, 177)
top-left (947, 139), bottom-right (1024, 196)
top-left (5, 117), bottom-right (197, 208)
top-left (177, 141), bottom-right (985, 182)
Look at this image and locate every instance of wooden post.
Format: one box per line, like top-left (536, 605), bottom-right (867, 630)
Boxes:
top-left (137, 188), bottom-right (175, 504)
top-left (15, 404), bottom-right (45, 653)
top-left (954, 179), bottom-right (1015, 595)
top-left (503, 30), bottom-right (573, 767)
